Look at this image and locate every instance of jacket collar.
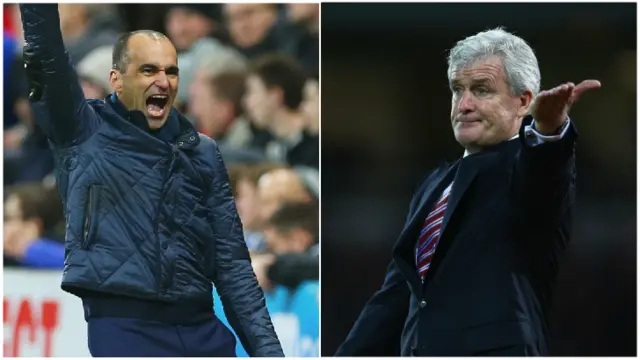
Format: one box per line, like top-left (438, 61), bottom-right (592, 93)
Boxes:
top-left (461, 115), bottom-right (531, 158)
top-left (106, 93), bottom-right (200, 150)
top-left (463, 134), bottom-right (519, 158)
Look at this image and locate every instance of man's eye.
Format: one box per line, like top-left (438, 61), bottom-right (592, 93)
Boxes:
top-left (141, 68), bottom-right (155, 75)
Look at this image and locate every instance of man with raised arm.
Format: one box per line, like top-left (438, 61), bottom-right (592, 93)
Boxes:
top-left (19, 4), bottom-right (283, 357)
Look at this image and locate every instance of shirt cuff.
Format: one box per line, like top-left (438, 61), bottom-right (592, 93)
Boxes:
top-left (524, 118), bottom-right (571, 146)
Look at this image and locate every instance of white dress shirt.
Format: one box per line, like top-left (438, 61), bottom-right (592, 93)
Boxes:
top-left (463, 119), bottom-right (571, 158)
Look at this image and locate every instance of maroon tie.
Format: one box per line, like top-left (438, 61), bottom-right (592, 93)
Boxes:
top-left (416, 183), bottom-right (452, 281)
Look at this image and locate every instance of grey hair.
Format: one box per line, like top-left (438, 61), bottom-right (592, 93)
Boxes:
top-left (197, 46), bottom-right (247, 78)
top-left (447, 27), bottom-right (541, 97)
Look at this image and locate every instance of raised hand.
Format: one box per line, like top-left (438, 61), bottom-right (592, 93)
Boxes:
top-left (531, 80), bottom-right (601, 134)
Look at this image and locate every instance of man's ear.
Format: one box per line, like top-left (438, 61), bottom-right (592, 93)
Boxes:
top-left (219, 99), bottom-right (235, 124)
top-left (109, 69), bottom-right (122, 93)
top-left (517, 89), bottom-right (534, 117)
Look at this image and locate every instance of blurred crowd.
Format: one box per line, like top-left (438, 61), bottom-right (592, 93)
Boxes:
top-left (3, 3), bottom-right (319, 293)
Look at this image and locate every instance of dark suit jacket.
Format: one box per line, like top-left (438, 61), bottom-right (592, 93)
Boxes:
top-left (336, 117), bottom-right (578, 356)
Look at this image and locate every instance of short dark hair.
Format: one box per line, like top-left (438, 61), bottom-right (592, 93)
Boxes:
top-left (267, 202), bottom-right (318, 239)
top-left (6, 182), bottom-right (63, 232)
top-left (226, 163), bottom-right (249, 197)
top-left (210, 71), bottom-right (247, 117)
top-left (112, 30), bottom-right (169, 72)
top-left (249, 53), bottom-right (307, 110)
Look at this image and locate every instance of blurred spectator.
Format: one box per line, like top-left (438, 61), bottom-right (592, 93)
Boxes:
top-left (77, 45), bottom-right (114, 99)
top-left (283, 4), bottom-right (319, 78)
top-left (253, 201), bottom-right (319, 290)
top-left (245, 54), bottom-right (319, 168)
top-left (257, 168), bottom-right (315, 227)
top-left (58, 4), bottom-right (120, 64)
top-left (235, 164), bottom-right (285, 228)
top-left (4, 6), bottom-right (49, 185)
top-left (224, 4), bottom-right (281, 59)
top-left (294, 166), bottom-right (320, 199)
top-left (224, 3), bottom-right (319, 78)
top-left (228, 163), bottom-right (317, 254)
top-left (301, 79), bottom-right (319, 135)
top-left (189, 70), bottom-right (251, 146)
top-left (3, 182), bottom-right (65, 269)
top-left (165, 4), bottom-right (244, 108)
top-left (264, 201), bottom-right (318, 254)
top-left (189, 70), bottom-right (272, 164)
top-left (227, 163), bottom-right (247, 197)
top-left (230, 163), bottom-right (286, 252)
top-left (191, 43), bottom-right (247, 82)
top-left (4, 123), bottom-right (54, 186)
top-left (165, 4), bottom-right (221, 51)
top-left (286, 4), bottom-right (318, 37)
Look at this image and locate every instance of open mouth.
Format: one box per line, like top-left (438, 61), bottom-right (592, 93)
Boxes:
top-left (146, 94), bottom-right (169, 119)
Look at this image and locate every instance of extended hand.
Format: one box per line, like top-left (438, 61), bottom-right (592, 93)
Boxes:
top-left (531, 80), bottom-right (601, 134)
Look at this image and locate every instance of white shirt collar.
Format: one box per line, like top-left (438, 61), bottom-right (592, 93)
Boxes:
top-left (463, 134), bottom-right (519, 158)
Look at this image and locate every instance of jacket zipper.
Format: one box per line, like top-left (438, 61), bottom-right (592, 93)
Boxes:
top-left (82, 185), bottom-right (98, 249)
top-left (155, 144), bottom-right (180, 295)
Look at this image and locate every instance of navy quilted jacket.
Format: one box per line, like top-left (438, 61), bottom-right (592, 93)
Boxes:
top-left (20, 4), bottom-right (283, 356)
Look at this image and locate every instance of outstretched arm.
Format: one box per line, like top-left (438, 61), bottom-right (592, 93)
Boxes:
top-left (513, 80), bottom-right (600, 223)
top-left (20, 4), bottom-right (99, 147)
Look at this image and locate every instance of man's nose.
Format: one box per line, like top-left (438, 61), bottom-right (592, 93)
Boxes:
top-left (457, 90), bottom-right (474, 113)
top-left (154, 73), bottom-right (170, 90)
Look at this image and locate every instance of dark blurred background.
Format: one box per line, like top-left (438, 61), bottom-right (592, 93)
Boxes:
top-left (321, 3), bottom-right (636, 356)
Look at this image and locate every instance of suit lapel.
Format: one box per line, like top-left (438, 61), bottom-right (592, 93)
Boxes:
top-left (440, 151), bottom-right (497, 236)
top-left (406, 165), bottom-right (454, 239)
top-left (393, 139), bottom-right (520, 294)
top-left (392, 162), bottom-right (457, 294)
top-left (392, 149), bottom-right (503, 294)
top-left (417, 151), bottom-right (498, 286)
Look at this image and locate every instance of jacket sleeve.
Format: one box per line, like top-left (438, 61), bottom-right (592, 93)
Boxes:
top-left (335, 258), bottom-right (410, 356)
top-left (512, 118), bottom-right (578, 226)
top-left (207, 145), bottom-right (284, 357)
top-left (19, 4), bottom-right (100, 147)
